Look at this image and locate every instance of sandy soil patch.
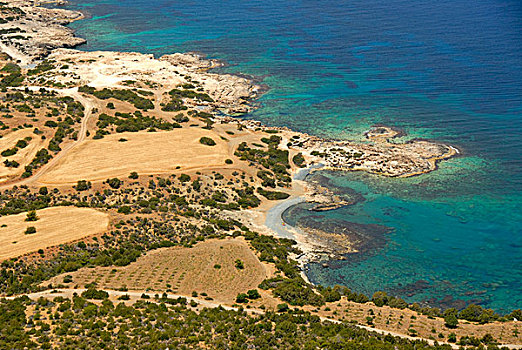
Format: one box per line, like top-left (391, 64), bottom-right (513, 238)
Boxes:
top-left (0, 206), bottom-right (109, 260)
top-left (37, 129), bottom-right (230, 185)
top-left (46, 238), bottom-right (273, 303)
top-left (0, 128), bottom-right (45, 183)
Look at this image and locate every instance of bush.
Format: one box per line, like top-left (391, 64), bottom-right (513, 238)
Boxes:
top-left (1, 148), bottom-right (17, 157)
top-left (234, 259), bottom-right (244, 269)
top-left (257, 188), bottom-right (290, 200)
top-left (178, 174), bottom-right (191, 182)
top-left (118, 206), bottom-right (131, 215)
top-left (292, 153), bottom-right (306, 167)
top-left (24, 226), bottom-right (36, 235)
top-left (264, 278), bottom-right (324, 307)
top-left (444, 310), bottom-right (459, 329)
top-left (75, 180), bottom-right (91, 191)
top-left (3, 159), bottom-right (19, 168)
top-left (89, 88), bottom-right (154, 110)
top-left (107, 178), bottom-right (122, 189)
top-left (63, 275), bottom-right (73, 283)
top-left (371, 291), bottom-right (389, 307)
top-left (199, 137), bottom-right (216, 146)
top-left (82, 288), bottom-right (109, 300)
top-left (236, 293), bottom-right (248, 303)
top-left (247, 289), bottom-right (261, 299)
top-left (320, 286), bottom-right (341, 303)
top-left (277, 303), bottom-right (289, 312)
top-left (25, 210), bottom-right (38, 222)
top-left (459, 304), bottom-right (498, 323)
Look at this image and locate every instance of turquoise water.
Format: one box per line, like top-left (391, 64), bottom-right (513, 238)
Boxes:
top-left (63, 0), bottom-right (522, 312)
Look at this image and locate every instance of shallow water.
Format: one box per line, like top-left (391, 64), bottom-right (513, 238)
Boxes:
top-left (64, 0), bottom-right (522, 312)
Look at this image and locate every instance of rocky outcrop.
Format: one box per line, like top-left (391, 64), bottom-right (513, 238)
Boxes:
top-left (0, 0), bottom-right (86, 65)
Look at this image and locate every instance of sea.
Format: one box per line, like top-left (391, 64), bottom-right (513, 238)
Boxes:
top-left (62, 0), bottom-right (522, 313)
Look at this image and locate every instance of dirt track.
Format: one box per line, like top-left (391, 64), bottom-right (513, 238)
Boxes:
top-left (0, 87), bottom-right (95, 189)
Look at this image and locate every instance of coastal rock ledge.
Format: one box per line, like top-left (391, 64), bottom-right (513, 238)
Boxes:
top-left (0, 0), bottom-right (86, 65)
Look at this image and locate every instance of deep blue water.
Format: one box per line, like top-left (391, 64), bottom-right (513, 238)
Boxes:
top-left (64, 0), bottom-right (522, 312)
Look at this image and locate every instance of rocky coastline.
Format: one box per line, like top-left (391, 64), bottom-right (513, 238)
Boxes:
top-left (1, 0), bottom-right (459, 280)
top-left (0, 0), bottom-right (86, 65)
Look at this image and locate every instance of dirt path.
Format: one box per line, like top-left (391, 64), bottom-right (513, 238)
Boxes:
top-left (27, 89), bottom-right (94, 184)
top-left (0, 87), bottom-right (95, 189)
top-left (6, 288), bottom-right (521, 349)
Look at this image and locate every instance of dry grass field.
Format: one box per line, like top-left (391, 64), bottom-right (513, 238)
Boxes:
top-left (47, 237), bottom-right (273, 303)
top-left (0, 207), bottom-right (109, 260)
top-left (37, 129), bottom-right (230, 185)
top-left (0, 128), bottom-right (46, 183)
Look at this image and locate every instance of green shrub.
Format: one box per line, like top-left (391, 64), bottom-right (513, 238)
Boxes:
top-left (247, 289), bottom-right (261, 299)
top-left (234, 259), bottom-right (244, 269)
top-left (257, 188), bottom-right (290, 200)
top-left (24, 226), bottom-right (36, 235)
top-left (118, 206), bottom-right (131, 215)
top-left (75, 180), bottom-right (91, 191)
top-left (25, 210), bottom-right (38, 222)
top-left (107, 178), bottom-right (122, 189)
top-left (81, 288), bottom-right (109, 300)
top-left (292, 153), bottom-right (306, 167)
top-left (236, 293), bottom-right (248, 303)
top-left (199, 137), bottom-right (216, 146)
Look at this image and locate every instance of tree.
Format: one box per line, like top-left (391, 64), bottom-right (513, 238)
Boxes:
top-left (76, 180), bottom-right (91, 191)
top-left (128, 172), bottom-right (138, 179)
top-left (444, 310), bottom-right (459, 329)
top-left (25, 210), bottom-right (38, 222)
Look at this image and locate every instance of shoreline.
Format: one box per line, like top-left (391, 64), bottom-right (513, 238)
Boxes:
top-left (1, 0), bottom-right (460, 302)
top-left (2, 2), bottom-right (522, 347)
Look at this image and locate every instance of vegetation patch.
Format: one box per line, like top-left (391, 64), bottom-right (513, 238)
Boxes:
top-left (199, 136), bottom-right (216, 146)
top-left (79, 86), bottom-right (154, 110)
